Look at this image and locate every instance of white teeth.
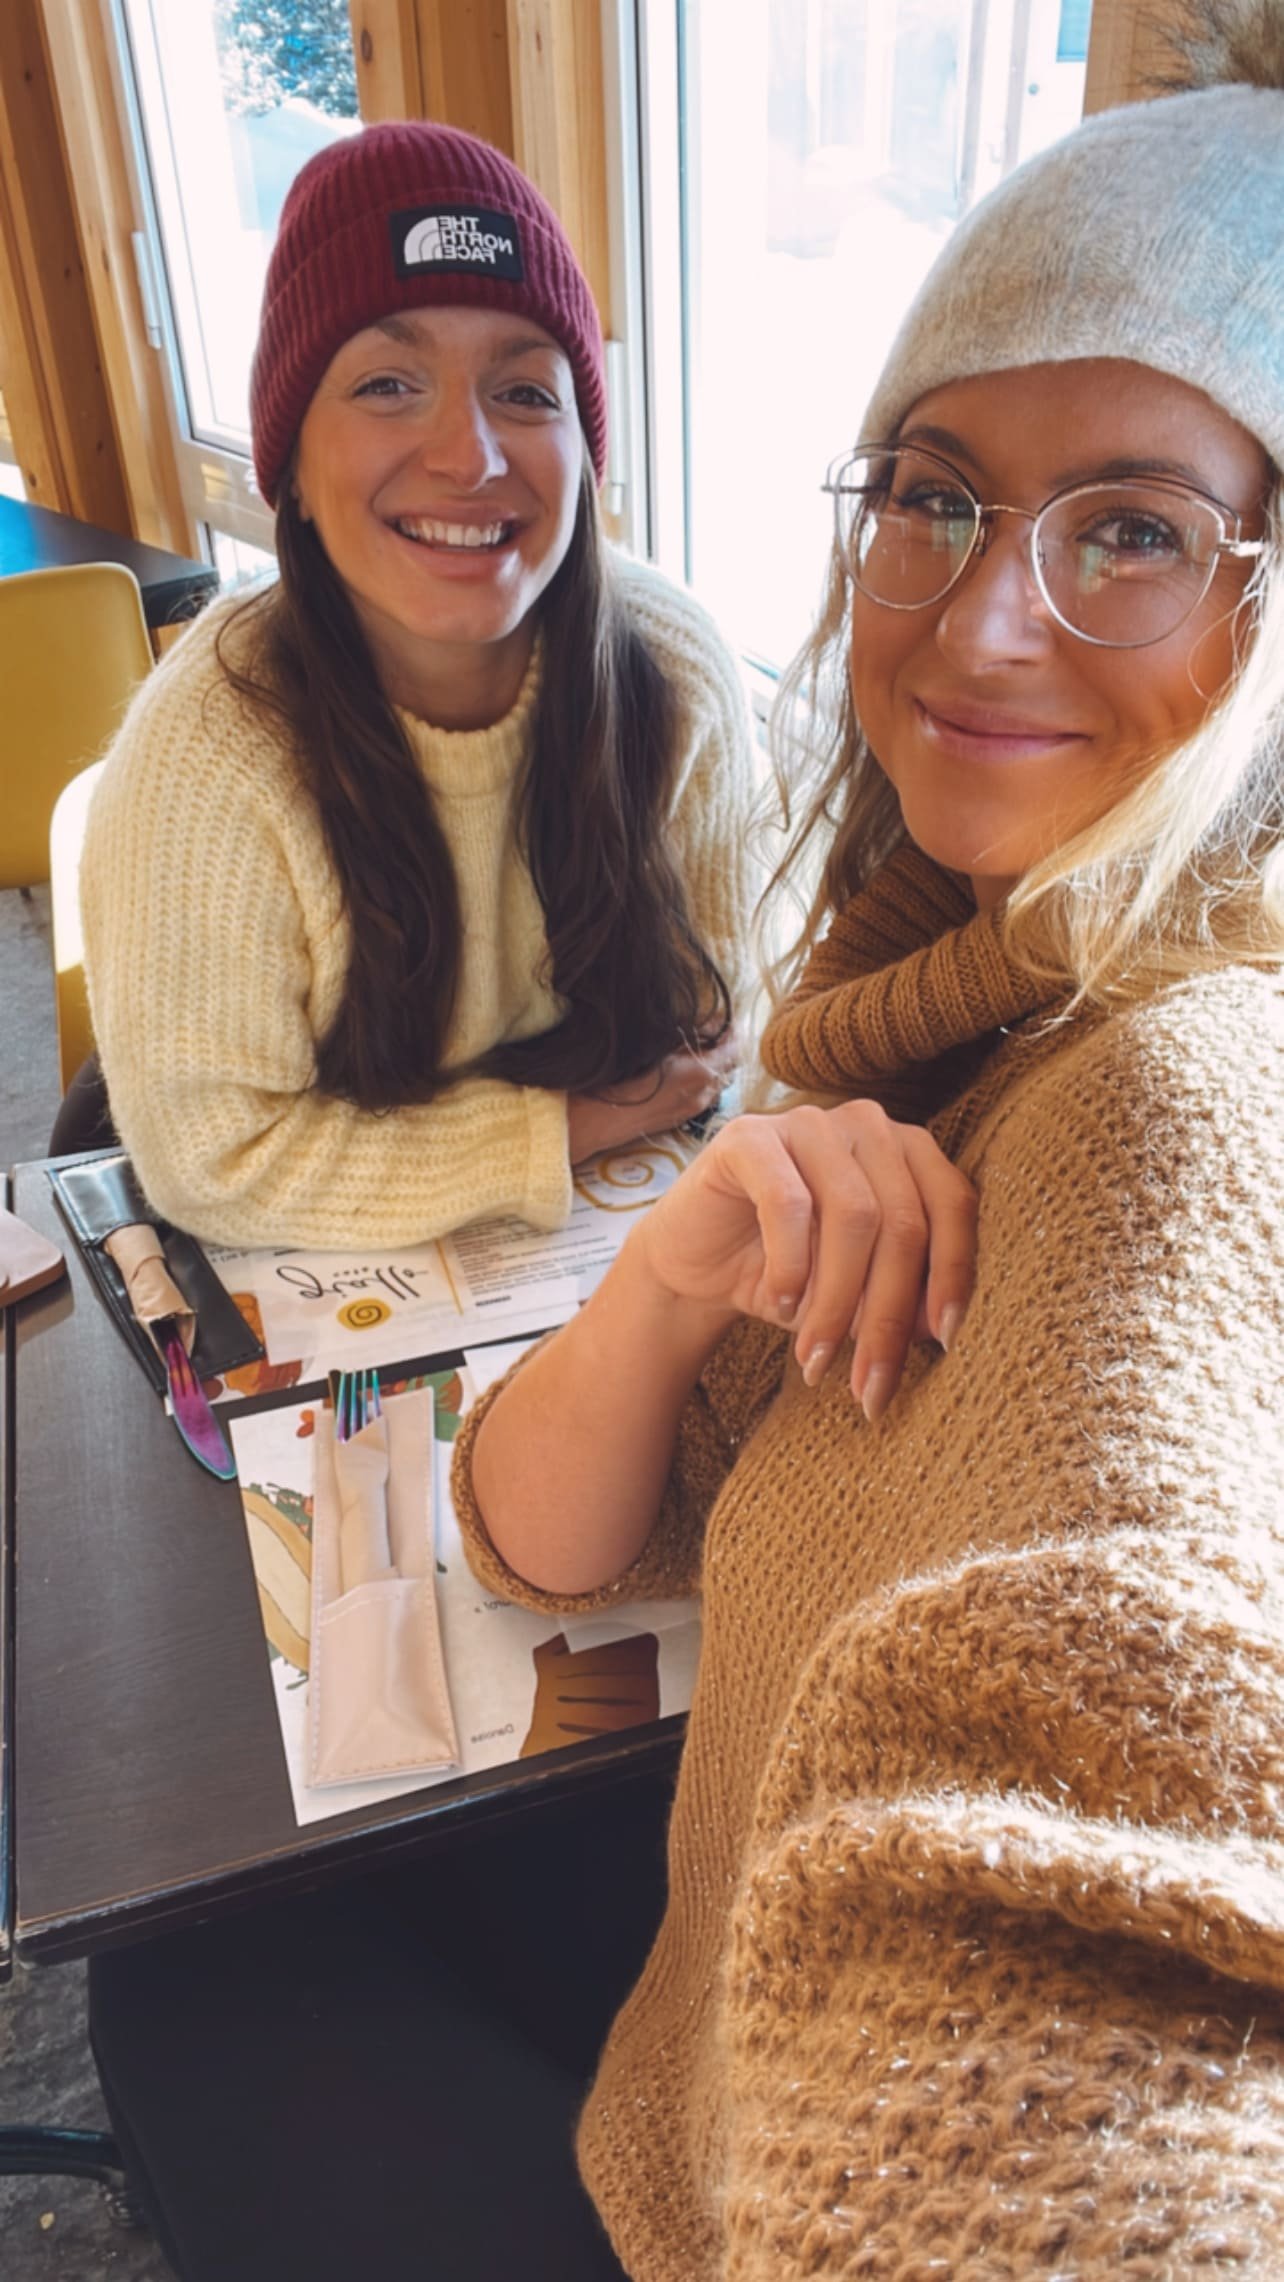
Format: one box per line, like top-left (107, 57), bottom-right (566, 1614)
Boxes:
top-left (396, 516), bottom-right (510, 548)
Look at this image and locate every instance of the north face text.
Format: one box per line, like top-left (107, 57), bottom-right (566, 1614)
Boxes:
top-left (391, 205), bottom-right (525, 282)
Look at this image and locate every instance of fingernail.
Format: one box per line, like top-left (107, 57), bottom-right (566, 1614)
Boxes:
top-left (776, 1293), bottom-right (799, 1322)
top-left (800, 1341), bottom-right (833, 1388)
top-left (938, 1303), bottom-right (966, 1354)
top-left (861, 1365), bottom-right (895, 1425)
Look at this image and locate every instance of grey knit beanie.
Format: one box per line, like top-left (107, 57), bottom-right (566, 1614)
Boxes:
top-left (861, 3), bottom-right (1284, 466)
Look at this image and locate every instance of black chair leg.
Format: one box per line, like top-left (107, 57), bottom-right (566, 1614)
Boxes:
top-left (0, 2123), bottom-right (147, 2226)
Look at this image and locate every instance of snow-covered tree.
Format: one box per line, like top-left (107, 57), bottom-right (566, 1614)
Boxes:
top-left (213, 0), bottom-right (358, 117)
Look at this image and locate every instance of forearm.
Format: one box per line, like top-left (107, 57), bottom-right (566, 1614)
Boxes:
top-left (113, 1067), bottom-right (571, 1251)
top-left (472, 1228), bottom-right (735, 1594)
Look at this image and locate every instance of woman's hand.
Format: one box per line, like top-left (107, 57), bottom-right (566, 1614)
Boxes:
top-left (632, 1101), bottom-right (977, 1421)
top-left (472, 1096), bottom-right (975, 1594)
top-left (566, 1032), bottom-right (740, 1165)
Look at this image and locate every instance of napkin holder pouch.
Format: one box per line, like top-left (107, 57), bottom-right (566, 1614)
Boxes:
top-left (48, 1152), bottom-right (264, 1394)
top-left (308, 1387), bottom-right (459, 1788)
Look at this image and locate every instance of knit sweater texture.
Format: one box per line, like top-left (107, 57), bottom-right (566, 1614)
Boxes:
top-left (80, 555), bottom-right (755, 1249)
top-left (453, 844), bottom-right (1284, 2279)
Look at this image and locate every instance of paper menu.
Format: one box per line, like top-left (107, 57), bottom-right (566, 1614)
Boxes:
top-left (207, 1133), bottom-right (700, 1390)
top-left (453, 1129), bottom-right (700, 1303)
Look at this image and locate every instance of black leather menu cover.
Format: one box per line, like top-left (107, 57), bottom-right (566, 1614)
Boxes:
top-left (48, 1153), bottom-right (264, 1394)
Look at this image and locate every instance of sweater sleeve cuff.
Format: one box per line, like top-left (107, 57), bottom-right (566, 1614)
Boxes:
top-left (450, 1359), bottom-right (662, 1617)
top-left (521, 1087), bottom-right (574, 1229)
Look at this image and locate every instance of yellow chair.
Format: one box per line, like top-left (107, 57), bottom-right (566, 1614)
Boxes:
top-left (0, 560), bottom-right (152, 893)
top-left (50, 757), bottom-right (107, 1092)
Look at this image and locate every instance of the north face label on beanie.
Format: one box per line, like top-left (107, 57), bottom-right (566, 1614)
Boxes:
top-left (390, 205), bottom-right (525, 281)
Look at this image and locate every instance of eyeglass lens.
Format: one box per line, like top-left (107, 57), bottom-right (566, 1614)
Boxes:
top-left (833, 447), bottom-right (1229, 647)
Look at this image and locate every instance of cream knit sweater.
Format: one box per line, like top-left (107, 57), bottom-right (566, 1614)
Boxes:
top-left (80, 555), bottom-right (755, 1249)
top-left (454, 847), bottom-right (1284, 2280)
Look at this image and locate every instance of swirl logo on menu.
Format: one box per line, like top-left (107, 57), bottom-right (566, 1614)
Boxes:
top-left (337, 1297), bottom-right (392, 1333)
top-left (573, 1140), bottom-right (691, 1212)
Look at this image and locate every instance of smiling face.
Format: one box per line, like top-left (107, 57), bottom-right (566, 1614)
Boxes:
top-left (293, 305), bottom-right (584, 726)
top-left (847, 359), bottom-right (1271, 906)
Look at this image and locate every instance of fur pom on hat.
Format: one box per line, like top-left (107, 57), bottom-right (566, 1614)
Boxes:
top-left (1153, 0), bottom-right (1284, 91)
top-left (861, 0), bottom-right (1284, 465)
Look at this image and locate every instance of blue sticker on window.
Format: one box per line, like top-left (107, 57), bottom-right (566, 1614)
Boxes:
top-left (390, 205), bottom-right (524, 282)
top-left (1056, 0), bottom-right (1091, 63)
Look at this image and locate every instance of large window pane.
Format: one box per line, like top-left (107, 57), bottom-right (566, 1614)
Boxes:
top-left (119, 0), bottom-right (360, 454)
top-left (672, 0), bottom-right (1092, 666)
top-left (206, 524), bottom-right (277, 587)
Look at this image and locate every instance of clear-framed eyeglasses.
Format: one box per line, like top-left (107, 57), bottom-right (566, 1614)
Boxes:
top-left (823, 442), bottom-right (1265, 650)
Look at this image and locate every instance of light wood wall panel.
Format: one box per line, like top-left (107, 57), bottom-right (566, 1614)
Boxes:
top-left (37, 0), bottom-right (193, 554)
top-left (1084, 0), bottom-right (1174, 112)
top-left (424, 0), bottom-right (515, 148)
top-left (506, 0), bottom-right (609, 328)
top-left (0, 0), bottom-right (130, 524)
top-left (0, 195), bottom-right (60, 507)
top-left (354, 0), bottom-right (514, 146)
top-left (349, 0), bottom-right (422, 124)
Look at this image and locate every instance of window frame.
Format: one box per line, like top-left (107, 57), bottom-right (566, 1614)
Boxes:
top-left (610, 0), bottom-right (1134, 696)
top-left (5, 0), bottom-right (1172, 582)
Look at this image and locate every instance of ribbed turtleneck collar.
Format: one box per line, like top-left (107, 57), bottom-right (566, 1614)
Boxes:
top-left (397, 633), bottom-right (542, 800)
top-left (760, 842), bottom-right (1057, 1121)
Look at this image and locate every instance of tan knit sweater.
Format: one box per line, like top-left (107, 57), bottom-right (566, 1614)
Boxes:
top-left (80, 555), bottom-right (755, 1249)
top-left (454, 846), bottom-right (1284, 2279)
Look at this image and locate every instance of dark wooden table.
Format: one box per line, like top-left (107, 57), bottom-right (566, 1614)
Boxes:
top-left (0, 496), bottom-right (218, 633)
top-left (7, 1159), bottom-right (681, 1966)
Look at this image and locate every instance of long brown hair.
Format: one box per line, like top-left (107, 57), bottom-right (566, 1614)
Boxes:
top-left (218, 463), bottom-right (730, 1108)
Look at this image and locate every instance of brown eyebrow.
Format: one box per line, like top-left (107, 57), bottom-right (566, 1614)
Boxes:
top-left (372, 314), bottom-right (422, 346)
top-left (895, 422), bottom-right (1216, 495)
top-left (371, 315), bottom-right (566, 365)
top-left (894, 424), bottom-right (986, 473)
top-left (1061, 454), bottom-right (1216, 490)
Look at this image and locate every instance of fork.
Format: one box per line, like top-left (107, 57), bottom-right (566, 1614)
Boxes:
top-left (328, 1367), bottom-right (391, 1589)
top-left (329, 1367), bottom-right (383, 1442)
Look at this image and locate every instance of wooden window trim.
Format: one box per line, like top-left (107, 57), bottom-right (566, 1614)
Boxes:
top-left (0, 0), bottom-right (133, 526)
top-left (37, 0), bottom-right (195, 554)
top-left (1084, 0), bottom-right (1175, 113)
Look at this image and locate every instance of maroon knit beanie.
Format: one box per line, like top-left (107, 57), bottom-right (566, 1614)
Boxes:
top-left (250, 120), bottom-right (606, 507)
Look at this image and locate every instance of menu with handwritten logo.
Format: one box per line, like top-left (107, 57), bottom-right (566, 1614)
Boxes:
top-left (207, 1136), bottom-right (701, 1390)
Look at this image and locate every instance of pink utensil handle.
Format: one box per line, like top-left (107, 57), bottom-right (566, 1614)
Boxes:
top-left (164, 1335), bottom-right (236, 1480)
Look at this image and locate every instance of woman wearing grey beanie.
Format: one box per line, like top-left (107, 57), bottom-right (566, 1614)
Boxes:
top-left (460, 10), bottom-right (1284, 2277)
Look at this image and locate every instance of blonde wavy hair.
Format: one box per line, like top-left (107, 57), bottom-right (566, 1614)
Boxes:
top-left (761, 477), bottom-right (1284, 1013)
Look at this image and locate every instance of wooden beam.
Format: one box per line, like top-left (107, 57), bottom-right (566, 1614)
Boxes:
top-left (506, 0), bottom-right (609, 326)
top-left (346, 2), bottom-right (518, 152)
top-left (421, 0), bottom-right (514, 148)
top-left (0, 0), bottom-right (131, 526)
top-left (37, 0), bottom-right (194, 555)
top-left (1084, 0), bottom-right (1174, 112)
top-left (349, 0), bottom-right (421, 123)
top-left (0, 186), bottom-right (60, 506)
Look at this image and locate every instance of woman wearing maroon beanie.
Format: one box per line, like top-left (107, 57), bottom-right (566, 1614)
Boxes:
top-left (78, 120), bottom-right (754, 1252)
